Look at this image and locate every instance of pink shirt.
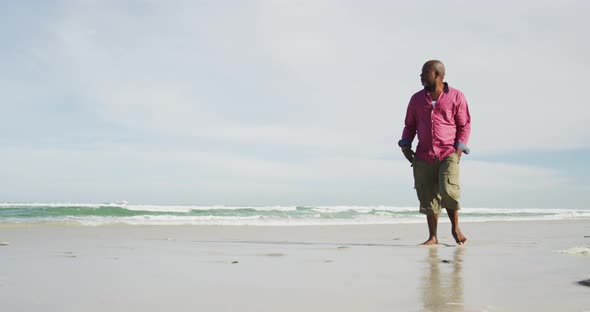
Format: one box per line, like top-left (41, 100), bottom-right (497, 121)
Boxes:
top-left (399, 83), bottom-right (471, 163)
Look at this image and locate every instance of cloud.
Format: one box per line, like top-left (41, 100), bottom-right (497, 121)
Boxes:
top-left (0, 142), bottom-right (576, 207)
top-left (45, 0), bottom-right (589, 155)
top-left (0, 144), bottom-right (411, 204)
top-left (0, 1), bottom-right (588, 205)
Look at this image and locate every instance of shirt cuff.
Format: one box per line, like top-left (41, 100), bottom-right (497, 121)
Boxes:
top-left (398, 139), bottom-right (411, 148)
top-left (455, 142), bottom-right (470, 154)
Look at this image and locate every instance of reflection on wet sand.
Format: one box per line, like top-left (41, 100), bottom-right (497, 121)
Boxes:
top-left (421, 246), bottom-right (464, 312)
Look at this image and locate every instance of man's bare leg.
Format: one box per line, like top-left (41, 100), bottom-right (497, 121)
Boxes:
top-left (446, 209), bottom-right (467, 245)
top-left (421, 214), bottom-right (439, 245)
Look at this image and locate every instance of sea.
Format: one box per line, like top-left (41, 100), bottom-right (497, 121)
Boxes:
top-left (0, 203), bottom-right (588, 226)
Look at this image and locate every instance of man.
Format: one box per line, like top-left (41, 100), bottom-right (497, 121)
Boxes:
top-left (399, 60), bottom-right (471, 245)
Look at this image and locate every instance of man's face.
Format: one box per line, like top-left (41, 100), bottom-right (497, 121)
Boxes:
top-left (420, 66), bottom-right (436, 89)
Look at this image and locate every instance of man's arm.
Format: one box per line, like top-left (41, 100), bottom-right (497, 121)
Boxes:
top-left (399, 96), bottom-right (417, 163)
top-left (454, 92), bottom-right (471, 157)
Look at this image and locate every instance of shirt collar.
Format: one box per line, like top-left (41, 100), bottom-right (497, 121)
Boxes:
top-left (424, 82), bottom-right (450, 102)
top-left (424, 82), bottom-right (450, 93)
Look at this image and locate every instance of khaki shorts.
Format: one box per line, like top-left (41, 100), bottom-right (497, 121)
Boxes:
top-left (412, 153), bottom-right (461, 215)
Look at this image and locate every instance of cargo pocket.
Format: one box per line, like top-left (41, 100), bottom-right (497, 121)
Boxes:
top-left (446, 177), bottom-right (461, 200)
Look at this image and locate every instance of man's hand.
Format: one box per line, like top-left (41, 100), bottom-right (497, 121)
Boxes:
top-left (455, 149), bottom-right (462, 159)
top-left (402, 147), bottom-right (415, 163)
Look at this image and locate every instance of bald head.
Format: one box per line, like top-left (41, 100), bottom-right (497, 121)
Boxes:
top-left (420, 60), bottom-right (446, 91)
top-left (423, 60), bottom-right (445, 79)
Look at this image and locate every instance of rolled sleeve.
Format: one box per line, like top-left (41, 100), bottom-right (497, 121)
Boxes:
top-left (400, 96), bottom-right (417, 148)
top-left (398, 139), bottom-right (411, 148)
top-left (454, 92), bottom-right (471, 151)
top-left (455, 141), bottom-right (470, 154)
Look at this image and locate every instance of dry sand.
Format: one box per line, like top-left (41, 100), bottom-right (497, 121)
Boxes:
top-left (1, 220), bottom-right (589, 311)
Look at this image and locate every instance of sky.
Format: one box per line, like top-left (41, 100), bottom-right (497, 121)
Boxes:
top-left (0, 0), bottom-right (588, 208)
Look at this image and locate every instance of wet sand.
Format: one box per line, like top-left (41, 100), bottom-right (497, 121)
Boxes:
top-left (1, 220), bottom-right (589, 311)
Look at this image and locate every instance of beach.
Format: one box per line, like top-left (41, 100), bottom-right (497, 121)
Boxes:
top-left (1, 220), bottom-right (588, 311)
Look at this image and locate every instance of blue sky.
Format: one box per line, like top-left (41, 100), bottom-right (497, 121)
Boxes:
top-left (1, 1), bottom-right (588, 208)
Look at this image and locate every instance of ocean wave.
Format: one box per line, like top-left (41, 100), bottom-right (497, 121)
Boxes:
top-left (1, 203), bottom-right (589, 226)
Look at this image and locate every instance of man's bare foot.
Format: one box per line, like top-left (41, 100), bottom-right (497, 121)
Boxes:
top-left (452, 230), bottom-right (467, 245)
top-left (420, 237), bottom-right (438, 245)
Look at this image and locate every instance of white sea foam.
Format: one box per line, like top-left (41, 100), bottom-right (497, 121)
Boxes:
top-left (1, 202), bottom-right (589, 214)
top-left (126, 205), bottom-right (302, 212)
top-left (1, 203), bottom-right (589, 226)
top-left (557, 246), bottom-right (590, 256)
top-left (0, 214), bottom-right (582, 227)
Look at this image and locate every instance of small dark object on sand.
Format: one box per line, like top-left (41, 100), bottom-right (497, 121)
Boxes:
top-left (584, 236), bottom-right (590, 238)
top-left (578, 279), bottom-right (590, 287)
top-left (231, 261), bottom-right (239, 264)
top-left (441, 260), bottom-right (452, 264)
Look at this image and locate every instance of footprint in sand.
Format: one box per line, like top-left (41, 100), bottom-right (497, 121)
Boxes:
top-left (59, 251), bottom-right (77, 258)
